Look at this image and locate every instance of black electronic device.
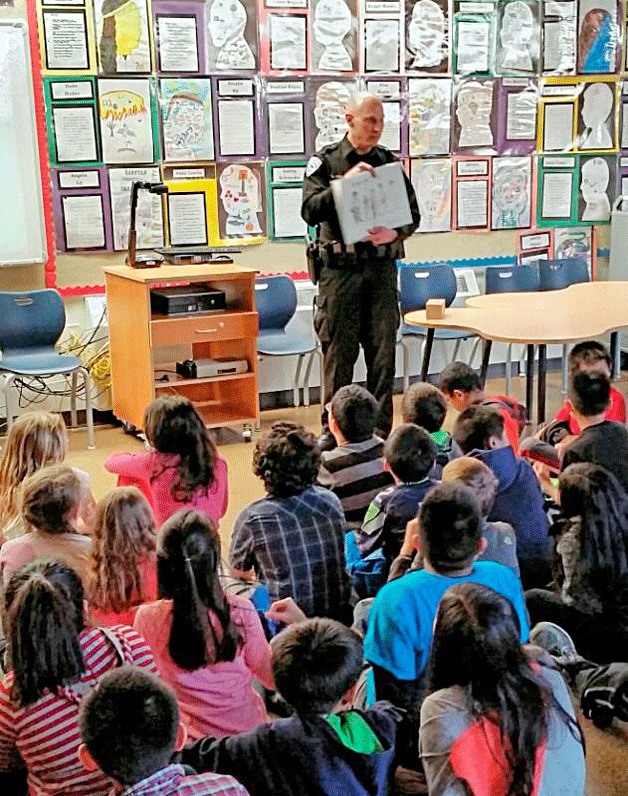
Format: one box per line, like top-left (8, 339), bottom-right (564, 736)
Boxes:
top-left (150, 285), bottom-right (227, 316)
top-left (156, 246), bottom-right (241, 264)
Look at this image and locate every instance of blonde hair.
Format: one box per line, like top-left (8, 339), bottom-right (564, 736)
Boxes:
top-left (441, 457), bottom-right (499, 517)
top-left (21, 464), bottom-right (83, 535)
top-left (89, 487), bottom-right (156, 614)
top-left (0, 413), bottom-right (67, 529)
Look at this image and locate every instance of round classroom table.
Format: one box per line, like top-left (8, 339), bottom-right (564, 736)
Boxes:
top-left (404, 281), bottom-right (628, 424)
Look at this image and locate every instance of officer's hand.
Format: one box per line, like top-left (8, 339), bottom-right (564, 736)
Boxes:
top-left (367, 226), bottom-right (398, 245)
top-left (344, 162), bottom-right (376, 179)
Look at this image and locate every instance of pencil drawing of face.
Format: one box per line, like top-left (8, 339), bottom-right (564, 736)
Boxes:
top-left (580, 157), bottom-right (610, 221)
top-left (580, 82), bottom-right (613, 149)
top-left (314, 0), bottom-right (352, 71)
top-left (499, 1), bottom-right (534, 71)
top-left (492, 162), bottom-right (530, 228)
top-left (408, 0), bottom-right (446, 68)
top-left (313, 82), bottom-right (352, 149)
top-left (220, 164), bottom-right (263, 236)
top-left (209, 0), bottom-right (254, 70)
top-left (409, 80), bottom-right (451, 155)
top-left (456, 82), bottom-right (493, 148)
top-left (416, 161), bottom-right (449, 231)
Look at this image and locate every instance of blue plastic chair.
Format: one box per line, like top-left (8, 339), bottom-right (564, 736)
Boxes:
top-left (485, 264), bottom-right (541, 394)
top-left (399, 263), bottom-right (477, 386)
top-left (255, 275), bottom-right (321, 407)
top-left (0, 290), bottom-right (94, 448)
top-left (539, 258), bottom-right (591, 392)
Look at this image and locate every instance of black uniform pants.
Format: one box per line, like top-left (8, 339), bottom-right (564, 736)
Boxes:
top-left (314, 259), bottom-right (399, 436)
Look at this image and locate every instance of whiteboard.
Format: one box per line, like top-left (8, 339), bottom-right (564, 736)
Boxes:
top-left (0, 22), bottom-right (47, 266)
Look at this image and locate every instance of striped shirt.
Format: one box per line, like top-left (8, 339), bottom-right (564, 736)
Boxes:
top-left (318, 437), bottom-right (394, 528)
top-left (230, 485), bottom-right (351, 620)
top-left (0, 625), bottom-right (157, 796)
top-left (115, 764), bottom-right (249, 796)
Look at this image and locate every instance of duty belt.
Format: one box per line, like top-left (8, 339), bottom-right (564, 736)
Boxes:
top-left (317, 240), bottom-right (404, 264)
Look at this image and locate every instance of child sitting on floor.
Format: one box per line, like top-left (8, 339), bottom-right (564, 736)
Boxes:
top-left (79, 667), bottom-right (248, 796)
top-left (105, 395), bottom-right (228, 527)
top-left (181, 617), bottom-right (403, 796)
top-left (401, 382), bottom-right (462, 476)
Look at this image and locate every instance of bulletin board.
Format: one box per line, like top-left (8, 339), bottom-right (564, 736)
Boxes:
top-left (14, 0), bottom-right (628, 293)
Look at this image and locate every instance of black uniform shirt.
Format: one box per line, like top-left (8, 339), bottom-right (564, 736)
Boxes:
top-left (301, 135), bottom-right (421, 246)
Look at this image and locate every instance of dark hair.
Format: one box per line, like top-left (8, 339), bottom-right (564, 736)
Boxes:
top-left (21, 464), bottom-right (84, 534)
top-left (5, 560), bottom-right (85, 707)
top-left (418, 482), bottom-right (481, 573)
top-left (428, 583), bottom-right (582, 796)
top-left (441, 457), bottom-right (499, 517)
top-left (439, 362), bottom-right (482, 395)
top-left (401, 383), bottom-right (447, 432)
top-left (331, 385), bottom-right (378, 443)
top-left (453, 405), bottom-right (505, 453)
top-left (384, 423), bottom-right (437, 482)
top-left (157, 509), bottom-right (240, 671)
top-left (568, 371), bottom-right (611, 417)
top-left (559, 463), bottom-right (628, 584)
top-left (272, 618), bottom-right (363, 714)
top-left (253, 421), bottom-right (320, 498)
top-left (80, 666), bottom-right (179, 787)
top-left (568, 341), bottom-right (612, 375)
top-left (145, 395), bottom-right (218, 502)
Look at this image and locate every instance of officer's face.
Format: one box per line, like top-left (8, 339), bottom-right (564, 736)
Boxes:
top-left (346, 97), bottom-right (384, 152)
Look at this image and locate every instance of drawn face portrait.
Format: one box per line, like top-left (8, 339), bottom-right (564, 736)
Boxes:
top-left (314, 0), bottom-right (351, 46)
top-left (165, 95), bottom-right (206, 148)
top-left (209, 0), bottom-right (247, 47)
top-left (578, 7), bottom-right (614, 72)
top-left (456, 82), bottom-right (493, 148)
top-left (219, 165), bottom-right (262, 235)
top-left (500, 2), bottom-right (534, 48)
top-left (409, 80), bottom-right (451, 156)
top-left (314, 82), bottom-right (352, 148)
top-left (416, 162), bottom-right (449, 227)
top-left (581, 82), bottom-right (613, 128)
top-left (494, 167), bottom-right (529, 215)
top-left (408, 0), bottom-right (446, 68)
top-left (580, 157), bottom-right (609, 203)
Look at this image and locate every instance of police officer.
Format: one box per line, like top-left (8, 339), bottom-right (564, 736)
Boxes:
top-left (302, 92), bottom-right (420, 448)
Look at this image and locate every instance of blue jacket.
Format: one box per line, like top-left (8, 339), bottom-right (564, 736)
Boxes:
top-left (470, 446), bottom-right (550, 560)
top-left (182, 703), bottom-right (403, 796)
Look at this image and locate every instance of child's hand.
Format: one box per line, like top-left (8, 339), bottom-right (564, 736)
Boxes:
top-left (554, 435), bottom-right (577, 461)
top-left (266, 597), bottom-right (307, 626)
top-left (533, 460), bottom-right (552, 487)
top-left (400, 518), bottom-right (419, 558)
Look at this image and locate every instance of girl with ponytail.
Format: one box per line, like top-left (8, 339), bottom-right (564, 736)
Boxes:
top-left (526, 463), bottom-right (628, 663)
top-left (105, 395), bottom-right (228, 527)
top-left (420, 583), bottom-right (585, 796)
top-left (134, 509), bottom-right (274, 739)
top-left (0, 560), bottom-right (156, 795)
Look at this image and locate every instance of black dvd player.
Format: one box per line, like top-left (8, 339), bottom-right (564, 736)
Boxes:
top-left (150, 285), bottom-right (227, 315)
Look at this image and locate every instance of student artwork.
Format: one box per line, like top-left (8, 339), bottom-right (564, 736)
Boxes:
top-left (267, 161), bottom-right (308, 239)
top-left (153, 1), bottom-right (206, 74)
top-left (93, 0), bottom-right (151, 74)
top-left (453, 156), bottom-right (492, 230)
top-left (311, 0), bottom-right (357, 73)
top-left (366, 80), bottom-right (406, 153)
top-left (537, 154), bottom-right (578, 225)
top-left (578, 80), bottom-right (616, 150)
top-left (496, 79), bottom-right (538, 154)
top-left (363, 17), bottom-right (400, 73)
top-left (577, 0), bottom-right (619, 74)
top-left (44, 78), bottom-right (101, 166)
top-left (539, 88), bottom-right (577, 153)
top-left (496, 0), bottom-right (540, 75)
top-left (454, 79), bottom-right (496, 152)
top-left (52, 167), bottom-right (113, 252)
top-left (405, 0), bottom-right (448, 73)
top-left (410, 158), bottom-right (451, 232)
top-left (268, 15), bottom-right (307, 71)
top-left (217, 163), bottom-right (266, 239)
top-left (491, 156), bottom-right (532, 228)
top-left (207, 0), bottom-right (257, 71)
top-left (38, 3), bottom-right (97, 75)
top-left (108, 165), bottom-right (165, 249)
top-left (408, 78), bottom-right (452, 156)
top-left (453, 11), bottom-right (496, 76)
top-left (160, 78), bottom-right (214, 162)
top-left (214, 77), bottom-right (260, 159)
top-left (98, 78), bottom-right (155, 163)
top-left (541, 1), bottom-right (577, 74)
top-left (265, 80), bottom-right (308, 156)
top-left (554, 225), bottom-right (593, 263)
top-left (310, 80), bottom-right (354, 150)
top-left (579, 155), bottom-right (614, 221)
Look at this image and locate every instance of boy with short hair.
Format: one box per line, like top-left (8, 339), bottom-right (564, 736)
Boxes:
top-left (453, 405), bottom-right (550, 588)
top-left (356, 423), bottom-right (438, 564)
top-left (364, 482), bottom-right (528, 764)
top-left (439, 361), bottom-right (524, 453)
top-left (400, 382), bottom-right (462, 475)
top-left (181, 618), bottom-right (403, 796)
top-left (319, 385), bottom-right (394, 528)
top-left (79, 666), bottom-right (249, 796)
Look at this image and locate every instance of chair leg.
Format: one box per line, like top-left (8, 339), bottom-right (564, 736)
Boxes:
top-left (613, 333), bottom-right (621, 380)
top-left (79, 367), bottom-right (95, 450)
top-left (70, 371), bottom-right (78, 428)
top-left (505, 343), bottom-right (513, 395)
top-left (303, 352), bottom-right (316, 408)
top-left (398, 339), bottom-right (409, 393)
top-left (452, 339), bottom-right (461, 362)
top-left (468, 338), bottom-right (481, 368)
top-left (3, 374), bottom-right (16, 431)
top-left (293, 354), bottom-right (304, 408)
top-left (317, 348), bottom-right (325, 408)
top-left (561, 344), bottom-right (569, 395)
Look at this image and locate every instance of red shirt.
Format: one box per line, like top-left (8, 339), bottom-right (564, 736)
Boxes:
top-left (89, 557), bottom-right (158, 628)
top-left (0, 626), bottom-right (157, 796)
top-left (555, 385), bottom-right (626, 435)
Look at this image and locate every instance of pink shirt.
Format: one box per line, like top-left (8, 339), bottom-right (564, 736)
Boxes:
top-left (105, 451), bottom-right (228, 527)
top-left (0, 530), bottom-right (92, 588)
top-left (89, 556), bottom-right (158, 628)
top-left (134, 595), bottom-right (274, 740)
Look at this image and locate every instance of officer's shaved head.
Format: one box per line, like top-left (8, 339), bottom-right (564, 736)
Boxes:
top-left (345, 93), bottom-right (384, 153)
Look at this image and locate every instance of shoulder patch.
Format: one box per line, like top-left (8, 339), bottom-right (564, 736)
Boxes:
top-left (306, 156), bottom-right (323, 177)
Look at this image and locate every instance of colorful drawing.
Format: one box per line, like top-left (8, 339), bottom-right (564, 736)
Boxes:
top-left (219, 164), bottom-right (263, 237)
top-left (95, 0), bottom-right (151, 74)
top-left (108, 166), bottom-right (164, 250)
top-left (411, 158), bottom-right (451, 232)
top-left (577, 0), bottom-right (617, 73)
top-left (208, 0), bottom-right (255, 71)
top-left (491, 156), bottom-right (531, 228)
top-left (161, 79), bottom-right (213, 162)
top-left (408, 78), bottom-right (452, 156)
top-left (99, 78), bottom-right (154, 163)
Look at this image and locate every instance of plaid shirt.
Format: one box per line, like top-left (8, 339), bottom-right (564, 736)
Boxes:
top-left (230, 485), bottom-right (351, 619)
top-left (115, 765), bottom-right (248, 796)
